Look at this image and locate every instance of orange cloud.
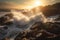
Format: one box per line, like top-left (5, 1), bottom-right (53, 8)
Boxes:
top-left (0, 2), bottom-right (26, 9)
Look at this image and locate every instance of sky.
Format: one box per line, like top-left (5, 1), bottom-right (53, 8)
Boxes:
top-left (0, 0), bottom-right (60, 9)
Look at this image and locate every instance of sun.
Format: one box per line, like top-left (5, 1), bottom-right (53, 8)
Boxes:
top-left (26, 0), bottom-right (42, 9)
top-left (34, 0), bottom-right (42, 7)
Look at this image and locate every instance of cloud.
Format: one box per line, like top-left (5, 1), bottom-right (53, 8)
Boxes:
top-left (40, 0), bottom-right (60, 5)
top-left (0, 0), bottom-right (36, 9)
top-left (0, 2), bottom-right (24, 9)
top-left (0, 2), bottom-right (14, 9)
top-left (0, 0), bottom-right (60, 9)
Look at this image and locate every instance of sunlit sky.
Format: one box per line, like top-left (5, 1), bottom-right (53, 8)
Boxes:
top-left (0, 0), bottom-right (60, 9)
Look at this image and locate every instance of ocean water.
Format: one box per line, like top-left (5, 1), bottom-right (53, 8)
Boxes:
top-left (0, 10), bottom-right (59, 40)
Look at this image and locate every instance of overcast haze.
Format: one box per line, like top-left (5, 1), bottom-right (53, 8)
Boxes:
top-left (0, 0), bottom-right (60, 9)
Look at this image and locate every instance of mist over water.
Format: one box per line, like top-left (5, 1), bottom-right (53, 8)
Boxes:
top-left (0, 9), bottom-right (46, 40)
top-left (0, 9), bottom-right (59, 40)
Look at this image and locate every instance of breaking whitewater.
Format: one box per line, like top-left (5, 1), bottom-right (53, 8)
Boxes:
top-left (0, 9), bottom-right (60, 40)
